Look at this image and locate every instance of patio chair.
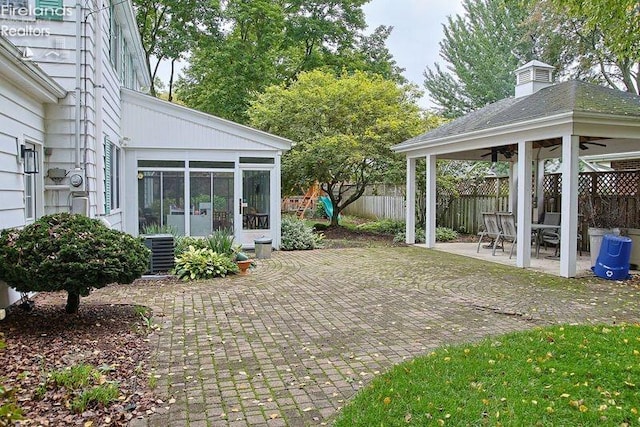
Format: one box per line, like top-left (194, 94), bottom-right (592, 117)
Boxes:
top-left (495, 212), bottom-right (517, 258)
top-left (535, 212), bottom-right (561, 257)
top-left (477, 212), bottom-right (502, 253)
top-left (542, 231), bottom-right (560, 257)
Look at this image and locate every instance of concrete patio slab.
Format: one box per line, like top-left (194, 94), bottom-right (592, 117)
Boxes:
top-left (87, 246), bottom-right (640, 426)
top-left (428, 242), bottom-right (595, 277)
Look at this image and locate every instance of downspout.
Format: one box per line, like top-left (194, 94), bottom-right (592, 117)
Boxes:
top-left (74, 0), bottom-right (82, 170)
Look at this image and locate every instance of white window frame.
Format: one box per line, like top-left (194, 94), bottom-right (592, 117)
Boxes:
top-left (23, 140), bottom-right (39, 223)
top-left (104, 138), bottom-right (121, 214)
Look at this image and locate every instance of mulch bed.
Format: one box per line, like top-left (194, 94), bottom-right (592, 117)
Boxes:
top-left (0, 292), bottom-right (159, 426)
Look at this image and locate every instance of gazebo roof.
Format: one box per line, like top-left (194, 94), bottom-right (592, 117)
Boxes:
top-left (395, 80), bottom-right (640, 150)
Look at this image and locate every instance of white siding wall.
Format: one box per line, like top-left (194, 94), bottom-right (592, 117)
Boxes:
top-left (0, 0), bottom-right (147, 229)
top-left (0, 78), bottom-right (47, 308)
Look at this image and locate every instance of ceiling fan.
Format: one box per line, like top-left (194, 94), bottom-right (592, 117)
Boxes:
top-left (548, 140), bottom-right (607, 152)
top-left (481, 145), bottom-right (517, 162)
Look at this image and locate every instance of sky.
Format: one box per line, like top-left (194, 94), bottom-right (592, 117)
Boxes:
top-left (362, 0), bottom-right (465, 108)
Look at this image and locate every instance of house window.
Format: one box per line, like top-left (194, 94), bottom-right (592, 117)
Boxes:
top-left (23, 142), bottom-right (37, 222)
top-left (104, 139), bottom-right (121, 214)
top-left (35, 0), bottom-right (64, 21)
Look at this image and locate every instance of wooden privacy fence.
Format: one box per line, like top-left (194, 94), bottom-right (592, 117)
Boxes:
top-left (285, 171), bottom-right (640, 240)
top-left (343, 195), bottom-right (405, 220)
top-left (438, 178), bottom-right (510, 234)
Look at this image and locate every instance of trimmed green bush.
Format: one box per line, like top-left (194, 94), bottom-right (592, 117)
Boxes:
top-left (0, 213), bottom-right (150, 314)
top-left (356, 218), bottom-right (405, 235)
top-left (281, 217), bottom-right (324, 250)
top-left (436, 227), bottom-right (458, 242)
top-left (393, 227), bottom-right (458, 243)
top-left (174, 246), bottom-right (238, 280)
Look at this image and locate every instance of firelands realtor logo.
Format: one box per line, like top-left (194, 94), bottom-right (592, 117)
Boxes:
top-left (1, 1), bottom-right (72, 37)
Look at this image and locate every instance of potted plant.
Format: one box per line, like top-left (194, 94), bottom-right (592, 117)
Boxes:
top-left (234, 250), bottom-right (253, 275)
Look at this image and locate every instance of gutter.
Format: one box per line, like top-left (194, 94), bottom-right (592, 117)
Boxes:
top-left (0, 37), bottom-right (65, 101)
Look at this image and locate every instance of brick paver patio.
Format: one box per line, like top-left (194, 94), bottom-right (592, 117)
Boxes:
top-left (87, 246), bottom-right (640, 426)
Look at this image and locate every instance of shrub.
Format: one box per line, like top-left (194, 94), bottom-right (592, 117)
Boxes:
top-left (393, 227), bottom-right (457, 243)
top-left (174, 236), bottom-right (207, 256)
top-left (357, 219), bottom-right (405, 235)
top-left (205, 228), bottom-right (239, 257)
top-left (141, 223), bottom-right (177, 236)
top-left (436, 227), bottom-right (458, 242)
top-left (174, 246), bottom-right (238, 280)
top-left (281, 217), bottom-right (324, 250)
top-left (0, 213), bottom-right (150, 314)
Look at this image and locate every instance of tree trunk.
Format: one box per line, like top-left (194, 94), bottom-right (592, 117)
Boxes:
top-left (330, 209), bottom-right (340, 226)
top-left (65, 292), bottom-right (80, 314)
top-left (168, 58), bottom-right (176, 102)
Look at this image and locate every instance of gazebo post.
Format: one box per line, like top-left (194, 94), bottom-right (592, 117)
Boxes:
top-left (560, 134), bottom-right (579, 278)
top-left (425, 154), bottom-right (437, 247)
top-left (535, 160), bottom-right (546, 223)
top-left (405, 157), bottom-right (416, 244)
top-left (508, 161), bottom-right (517, 214)
top-left (516, 141), bottom-right (532, 268)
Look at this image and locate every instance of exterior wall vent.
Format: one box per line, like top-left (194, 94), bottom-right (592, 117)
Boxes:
top-left (514, 60), bottom-right (554, 98)
top-left (144, 234), bottom-right (175, 274)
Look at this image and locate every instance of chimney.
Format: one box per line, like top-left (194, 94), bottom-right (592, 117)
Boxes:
top-left (514, 60), bottom-right (554, 98)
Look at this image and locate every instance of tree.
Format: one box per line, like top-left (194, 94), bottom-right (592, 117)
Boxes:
top-left (249, 70), bottom-right (424, 226)
top-left (177, 0), bottom-right (286, 123)
top-left (423, 0), bottom-right (555, 118)
top-left (132, 0), bottom-right (221, 98)
top-left (177, 0), bottom-right (405, 123)
top-left (0, 213), bottom-right (150, 314)
top-left (425, 0), bottom-right (640, 117)
top-left (534, 0), bottom-right (639, 94)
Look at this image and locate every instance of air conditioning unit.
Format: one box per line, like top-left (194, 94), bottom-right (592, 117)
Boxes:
top-left (144, 234), bottom-right (175, 274)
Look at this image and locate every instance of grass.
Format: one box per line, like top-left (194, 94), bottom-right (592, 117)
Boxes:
top-left (71, 383), bottom-right (120, 413)
top-left (335, 324), bottom-right (640, 426)
top-left (48, 364), bottom-right (99, 390)
top-left (46, 363), bottom-right (122, 413)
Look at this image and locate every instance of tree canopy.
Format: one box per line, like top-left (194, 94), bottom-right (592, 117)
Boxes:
top-left (249, 70), bottom-right (424, 225)
top-left (132, 0), bottom-right (221, 98)
top-left (424, 0), bottom-right (640, 118)
top-left (175, 0), bottom-right (405, 123)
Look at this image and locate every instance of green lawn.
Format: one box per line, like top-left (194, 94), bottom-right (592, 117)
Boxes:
top-left (335, 325), bottom-right (640, 426)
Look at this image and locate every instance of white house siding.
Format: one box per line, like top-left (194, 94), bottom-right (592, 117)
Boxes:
top-left (0, 0), bottom-right (148, 226)
top-left (121, 90), bottom-right (291, 248)
top-left (0, 37), bottom-right (64, 308)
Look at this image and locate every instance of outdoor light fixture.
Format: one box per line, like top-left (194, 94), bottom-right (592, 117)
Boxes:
top-left (21, 145), bottom-right (39, 174)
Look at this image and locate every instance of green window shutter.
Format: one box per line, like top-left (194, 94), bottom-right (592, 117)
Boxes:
top-left (104, 140), bottom-right (112, 214)
top-left (35, 0), bottom-right (64, 21)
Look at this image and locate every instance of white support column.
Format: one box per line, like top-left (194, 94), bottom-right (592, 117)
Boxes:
top-left (535, 160), bottom-right (546, 223)
top-left (508, 161), bottom-right (517, 214)
top-left (425, 154), bottom-right (437, 247)
top-left (405, 157), bottom-right (416, 244)
top-left (560, 134), bottom-right (579, 278)
top-left (516, 141), bottom-right (532, 268)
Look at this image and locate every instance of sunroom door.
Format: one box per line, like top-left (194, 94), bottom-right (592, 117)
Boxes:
top-left (237, 168), bottom-right (272, 247)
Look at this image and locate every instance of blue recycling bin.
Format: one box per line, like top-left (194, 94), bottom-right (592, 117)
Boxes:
top-left (593, 234), bottom-right (633, 280)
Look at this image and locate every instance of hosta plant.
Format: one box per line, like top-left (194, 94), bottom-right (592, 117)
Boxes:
top-left (174, 246), bottom-right (238, 281)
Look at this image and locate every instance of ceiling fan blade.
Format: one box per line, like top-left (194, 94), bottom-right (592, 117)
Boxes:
top-left (585, 141), bottom-right (607, 148)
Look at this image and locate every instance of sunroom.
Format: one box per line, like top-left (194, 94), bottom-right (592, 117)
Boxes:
top-left (120, 89), bottom-right (292, 248)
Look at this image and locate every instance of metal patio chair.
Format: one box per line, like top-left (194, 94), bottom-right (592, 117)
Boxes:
top-left (495, 212), bottom-right (517, 258)
top-left (477, 212), bottom-right (502, 253)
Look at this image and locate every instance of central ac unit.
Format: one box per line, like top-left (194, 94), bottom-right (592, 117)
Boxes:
top-left (144, 234), bottom-right (175, 274)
